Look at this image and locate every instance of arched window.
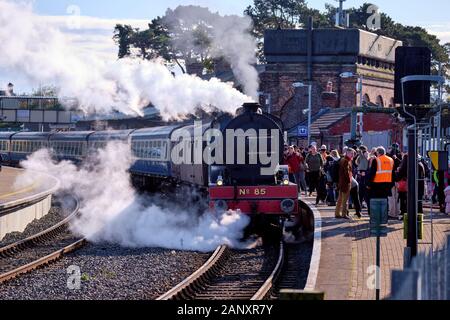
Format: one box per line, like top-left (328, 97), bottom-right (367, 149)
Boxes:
top-left (376, 96), bottom-right (384, 107)
top-left (363, 94), bottom-right (371, 105)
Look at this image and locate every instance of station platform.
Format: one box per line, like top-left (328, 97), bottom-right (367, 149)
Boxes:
top-left (1, 167), bottom-right (41, 206)
top-left (303, 196), bottom-right (450, 300)
top-left (0, 167), bottom-right (59, 240)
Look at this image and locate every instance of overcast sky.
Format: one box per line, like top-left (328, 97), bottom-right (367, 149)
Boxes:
top-left (2, 0), bottom-right (449, 93)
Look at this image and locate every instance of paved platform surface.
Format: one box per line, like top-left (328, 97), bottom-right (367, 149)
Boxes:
top-left (0, 167), bottom-right (39, 205)
top-left (304, 196), bottom-right (450, 300)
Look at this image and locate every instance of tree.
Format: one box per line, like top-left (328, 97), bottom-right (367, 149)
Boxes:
top-left (113, 7), bottom-right (216, 74)
top-left (245, 1), bottom-right (450, 69)
top-left (113, 24), bottom-right (134, 59)
top-left (244, 0), bottom-right (310, 59)
top-left (32, 85), bottom-right (58, 97)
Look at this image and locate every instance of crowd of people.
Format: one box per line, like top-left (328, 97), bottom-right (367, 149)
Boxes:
top-left (283, 142), bottom-right (449, 220)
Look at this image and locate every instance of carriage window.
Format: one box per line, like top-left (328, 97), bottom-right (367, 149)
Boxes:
top-left (162, 141), bottom-right (167, 160)
top-left (144, 141), bottom-right (148, 158)
top-left (138, 141), bottom-right (143, 158)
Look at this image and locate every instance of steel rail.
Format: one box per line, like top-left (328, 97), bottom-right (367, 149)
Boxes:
top-left (0, 196), bottom-right (86, 284)
top-left (0, 198), bottom-right (80, 258)
top-left (251, 241), bottom-right (285, 300)
top-left (158, 241), bottom-right (286, 301)
top-left (0, 238), bottom-right (86, 284)
top-left (157, 245), bottom-right (230, 300)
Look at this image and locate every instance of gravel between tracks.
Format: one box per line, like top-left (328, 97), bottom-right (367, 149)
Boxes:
top-left (0, 207), bottom-right (66, 248)
top-left (194, 246), bottom-right (278, 300)
top-left (0, 243), bottom-right (210, 300)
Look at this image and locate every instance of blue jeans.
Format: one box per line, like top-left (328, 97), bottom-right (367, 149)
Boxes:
top-left (297, 171), bottom-right (307, 192)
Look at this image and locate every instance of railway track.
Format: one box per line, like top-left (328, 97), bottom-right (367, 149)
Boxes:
top-left (157, 242), bottom-right (285, 300)
top-left (0, 198), bottom-right (86, 284)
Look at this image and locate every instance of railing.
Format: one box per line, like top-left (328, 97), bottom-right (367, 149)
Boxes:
top-left (390, 236), bottom-right (450, 300)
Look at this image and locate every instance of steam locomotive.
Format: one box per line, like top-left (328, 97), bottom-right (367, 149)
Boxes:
top-left (0, 103), bottom-right (300, 240)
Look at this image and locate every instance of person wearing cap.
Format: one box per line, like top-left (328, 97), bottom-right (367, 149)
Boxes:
top-left (335, 148), bottom-right (355, 219)
top-left (367, 146), bottom-right (395, 217)
top-left (305, 145), bottom-right (324, 202)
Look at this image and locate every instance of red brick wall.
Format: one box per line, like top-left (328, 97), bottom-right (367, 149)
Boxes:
top-left (327, 113), bottom-right (404, 148)
top-left (260, 63), bottom-right (396, 129)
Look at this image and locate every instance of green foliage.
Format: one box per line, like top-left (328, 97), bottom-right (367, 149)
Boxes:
top-left (81, 273), bottom-right (90, 281)
top-left (112, 1), bottom-right (449, 90)
top-left (32, 85), bottom-right (58, 97)
top-left (113, 24), bottom-right (134, 59)
top-left (244, 1), bottom-right (449, 66)
top-left (113, 7), bottom-right (218, 74)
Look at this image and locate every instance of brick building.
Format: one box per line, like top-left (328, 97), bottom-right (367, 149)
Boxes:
top-left (260, 27), bottom-right (404, 149)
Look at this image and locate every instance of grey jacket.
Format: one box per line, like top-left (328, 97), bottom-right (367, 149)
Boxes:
top-left (305, 153), bottom-right (323, 172)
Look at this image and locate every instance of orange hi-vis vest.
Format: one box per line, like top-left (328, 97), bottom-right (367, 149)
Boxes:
top-left (374, 155), bottom-right (394, 183)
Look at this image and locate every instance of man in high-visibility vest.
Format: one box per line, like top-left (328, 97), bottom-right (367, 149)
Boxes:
top-left (367, 146), bottom-right (395, 217)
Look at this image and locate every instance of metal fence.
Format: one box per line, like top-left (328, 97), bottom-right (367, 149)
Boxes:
top-left (391, 236), bottom-right (450, 300)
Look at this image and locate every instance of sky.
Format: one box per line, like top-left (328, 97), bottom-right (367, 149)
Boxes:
top-left (2, 0), bottom-right (449, 93)
top-left (31, 0), bottom-right (450, 29)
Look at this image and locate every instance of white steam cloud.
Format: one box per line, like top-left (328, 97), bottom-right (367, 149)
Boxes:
top-left (164, 5), bottom-right (259, 99)
top-left (0, 1), bottom-right (251, 120)
top-left (14, 142), bottom-right (250, 252)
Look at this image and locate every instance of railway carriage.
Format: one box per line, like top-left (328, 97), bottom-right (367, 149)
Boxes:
top-left (10, 132), bottom-right (52, 163)
top-left (88, 129), bottom-right (135, 152)
top-left (49, 131), bottom-right (94, 163)
top-left (0, 132), bottom-right (16, 164)
top-left (129, 126), bottom-right (180, 181)
top-left (170, 122), bottom-right (212, 187)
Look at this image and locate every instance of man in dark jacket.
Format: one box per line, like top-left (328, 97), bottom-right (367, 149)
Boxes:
top-left (335, 149), bottom-right (355, 219)
top-left (305, 145), bottom-right (324, 201)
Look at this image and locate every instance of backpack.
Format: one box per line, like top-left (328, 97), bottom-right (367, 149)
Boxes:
top-left (330, 158), bottom-right (341, 184)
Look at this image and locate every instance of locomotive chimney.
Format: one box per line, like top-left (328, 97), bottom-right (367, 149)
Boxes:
top-left (6, 83), bottom-right (14, 96)
top-left (242, 102), bottom-right (262, 113)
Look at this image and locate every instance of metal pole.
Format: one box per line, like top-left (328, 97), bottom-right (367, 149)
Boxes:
top-left (350, 111), bottom-right (357, 141)
top-left (359, 75), bottom-right (363, 108)
top-left (407, 127), bottom-right (418, 258)
top-left (376, 232), bottom-right (381, 300)
top-left (437, 63), bottom-right (443, 150)
top-left (308, 85), bottom-right (312, 146)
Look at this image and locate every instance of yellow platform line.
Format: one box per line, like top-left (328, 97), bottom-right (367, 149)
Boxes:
top-left (0, 183), bottom-right (38, 200)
